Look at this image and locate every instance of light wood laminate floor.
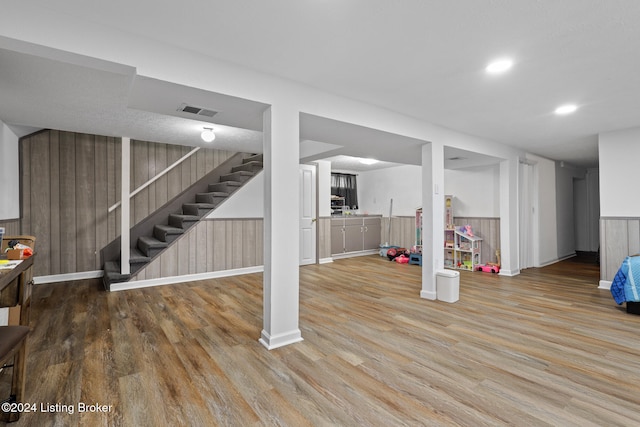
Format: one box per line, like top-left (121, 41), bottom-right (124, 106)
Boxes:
top-left (3, 255), bottom-right (639, 426)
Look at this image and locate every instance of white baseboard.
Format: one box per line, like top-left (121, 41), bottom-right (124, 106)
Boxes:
top-left (420, 290), bottom-right (437, 300)
top-left (35, 270), bottom-right (104, 285)
top-left (599, 280), bottom-right (612, 290)
top-left (332, 249), bottom-right (378, 260)
top-left (498, 269), bottom-right (520, 277)
top-left (318, 257), bottom-right (334, 264)
top-left (110, 266), bottom-right (264, 292)
top-left (259, 329), bottom-right (304, 350)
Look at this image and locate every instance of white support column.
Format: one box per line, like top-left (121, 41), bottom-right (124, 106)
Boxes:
top-left (421, 141), bottom-right (445, 300)
top-left (259, 105), bottom-right (303, 350)
top-left (499, 157), bottom-right (520, 276)
top-left (120, 137), bottom-right (131, 275)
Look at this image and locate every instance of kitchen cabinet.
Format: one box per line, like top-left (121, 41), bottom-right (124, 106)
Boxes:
top-left (331, 216), bottom-right (381, 255)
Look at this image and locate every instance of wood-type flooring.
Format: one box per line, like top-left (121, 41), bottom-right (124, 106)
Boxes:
top-left (2, 255), bottom-right (639, 426)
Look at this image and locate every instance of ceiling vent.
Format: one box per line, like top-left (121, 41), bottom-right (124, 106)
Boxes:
top-left (178, 103), bottom-right (218, 118)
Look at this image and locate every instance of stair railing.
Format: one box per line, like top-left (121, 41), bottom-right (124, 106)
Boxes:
top-left (108, 147), bottom-right (201, 213)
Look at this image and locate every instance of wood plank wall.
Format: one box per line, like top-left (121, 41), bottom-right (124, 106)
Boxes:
top-left (378, 216), bottom-right (500, 264)
top-left (19, 130), bottom-right (234, 277)
top-left (132, 219), bottom-right (264, 281)
top-left (0, 219), bottom-right (21, 235)
top-left (454, 217), bottom-right (501, 265)
top-left (318, 217), bottom-right (332, 259)
top-left (600, 217), bottom-right (640, 281)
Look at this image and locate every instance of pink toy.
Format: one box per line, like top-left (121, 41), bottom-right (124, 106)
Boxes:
top-left (477, 264), bottom-right (500, 273)
top-left (459, 225), bottom-right (474, 237)
top-left (395, 255), bottom-right (409, 264)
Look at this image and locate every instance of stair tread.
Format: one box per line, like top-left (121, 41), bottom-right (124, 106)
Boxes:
top-left (154, 224), bottom-right (184, 234)
top-left (138, 236), bottom-right (168, 248)
top-left (197, 191), bottom-right (230, 196)
top-left (216, 181), bottom-right (242, 186)
top-left (129, 248), bottom-right (151, 263)
top-left (183, 204), bottom-right (217, 211)
top-left (168, 214), bottom-right (201, 220)
top-left (223, 170), bottom-right (254, 176)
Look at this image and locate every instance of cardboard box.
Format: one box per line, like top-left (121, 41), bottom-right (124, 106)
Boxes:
top-left (0, 305), bottom-right (22, 326)
top-left (6, 249), bottom-right (24, 260)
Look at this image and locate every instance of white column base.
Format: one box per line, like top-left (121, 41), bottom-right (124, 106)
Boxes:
top-left (599, 280), bottom-right (612, 290)
top-left (259, 329), bottom-right (303, 350)
top-left (420, 290), bottom-right (437, 300)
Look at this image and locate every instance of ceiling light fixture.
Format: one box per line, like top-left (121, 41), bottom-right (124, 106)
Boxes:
top-left (554, 104), bottom-right (578, 115)
top-left (201, 127), bottom-right (216, 142)
top-left (360, 158), bottom-right (378, 165)
top-left (486, 59), bottom-right (513, 74)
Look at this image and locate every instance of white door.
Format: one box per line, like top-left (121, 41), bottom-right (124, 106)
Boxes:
top-left (299, 164), bottom-right (317, 265)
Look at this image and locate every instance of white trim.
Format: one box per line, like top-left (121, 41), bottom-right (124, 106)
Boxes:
top-left (109, 265), bottom-right (264, 292)
top-left (318, 257), bottom-right (334, 264)
top-left (259, 329), bottom-right (303, 350)
top-left (599, 280), bottom-right (612, 290)
top-left (35, 270), bottom-right (104, 284)
top-left (420, 290), bottom-right (437, 300)
top-left (331, 249), bottom-right (378, 260)
top-left (498, 269), bottom-right (521, 277)
top-left (537, 253), bottom-right (576, 268)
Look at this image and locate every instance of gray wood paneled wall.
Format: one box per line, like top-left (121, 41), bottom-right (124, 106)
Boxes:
top-left (0, 219), bottom-right (21, 235)
top-left (600, 217), bottom-right (640, 281)
top-left (19, 130), bottom-right (234, 277)
top-left (132, 219), bottom-right (264, 281)
top-left (378, 216), bottom-right (500, 265)
top-left (454, 217), bottom-right (501, 265)
top-left (318, 217), bottom-right (332, 260)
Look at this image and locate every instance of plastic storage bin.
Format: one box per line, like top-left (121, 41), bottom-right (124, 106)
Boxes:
top-left (436, 269), bottom-right (460, 303)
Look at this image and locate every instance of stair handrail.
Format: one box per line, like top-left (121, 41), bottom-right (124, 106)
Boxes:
top-left (108, 147), bottom-right (201, 213)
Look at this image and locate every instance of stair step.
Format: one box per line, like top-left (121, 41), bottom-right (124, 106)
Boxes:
top-left (183, 202), bottom-right (217, 216)
top-left (168, 213), bottom-right (200, 229)
top-left (208, 182), bottom-right (240, 193)
top-left (153, 224), bottom-right (184, 243)
top-left (195, 192), bottom-right (228, 205)
top-left (243, 153), bottom-right (263, 164)
top-left (104, 261), bottom-right (130, 285)
top-left (138, 236), bottom-right (168, 257)
top-left (231, 161), bottom-right (263, 173)
top-left (128, 248), bottom-right (151, 264)
top-left (220, 171), bottom-right (254, 183)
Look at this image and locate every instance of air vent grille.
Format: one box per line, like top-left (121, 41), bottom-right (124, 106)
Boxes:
top-left (178, 103), bottom-right (218, 118)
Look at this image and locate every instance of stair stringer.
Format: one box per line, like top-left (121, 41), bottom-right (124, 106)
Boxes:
top-left (101, 152), bottom-right (262, 289)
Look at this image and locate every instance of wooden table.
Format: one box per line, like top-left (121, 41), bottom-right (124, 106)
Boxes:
top-left (0, 254), bottom-right (34, 422)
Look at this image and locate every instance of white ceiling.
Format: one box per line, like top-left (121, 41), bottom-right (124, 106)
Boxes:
top-left (2, 1), bottom-right (640, 170)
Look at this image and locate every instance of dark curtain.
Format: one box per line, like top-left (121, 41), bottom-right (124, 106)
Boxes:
top-left (331, 173), bottom-right (358, 209)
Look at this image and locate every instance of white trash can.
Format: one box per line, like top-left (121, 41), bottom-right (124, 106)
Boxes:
top-left (436, 269), bottom-right (460, 303)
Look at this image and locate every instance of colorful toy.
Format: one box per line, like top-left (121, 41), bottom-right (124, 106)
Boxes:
top-left (477, 264), bottom-right (500, 273)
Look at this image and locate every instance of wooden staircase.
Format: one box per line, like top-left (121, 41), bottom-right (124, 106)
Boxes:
top-left (102, 153), bottom-right (263, 290)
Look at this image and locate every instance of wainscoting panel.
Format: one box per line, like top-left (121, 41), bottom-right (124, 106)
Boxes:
top-left (600, 218), bottom-right (640, 281)
top-left (0, 219), bottom-right (21, 235)
top-left (454, 217), bottom-right (501, 265)
top-left (132, 219), bottom-right (264, 281)
top-left (318, 217), bottom-right (332, 260)
top-left (19, 130), bottom-right (235, 277)
top-left (380, 217), bottom-right (416, 250)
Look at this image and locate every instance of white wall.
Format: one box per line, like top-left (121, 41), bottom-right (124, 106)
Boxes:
top-left (0, 121), bottom-right (20, 219)
top-left (599, 127), bottom-right (640, 217)
top-left (316, 160), bottom-right (332, 217)
top-left (444, 164), bottom-right (500, 217)
top-left (208, 171), bottom-right (264, 218)
top-left (358, 165), bottom-right (422, 216)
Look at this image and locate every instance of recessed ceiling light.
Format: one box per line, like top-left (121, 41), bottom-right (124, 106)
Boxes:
top-left (486, 59), bottom-right (513, 74)
top-left (360, 158), bottom-right (378, 165)
top-left (554, 104), bottom-right (578, 115)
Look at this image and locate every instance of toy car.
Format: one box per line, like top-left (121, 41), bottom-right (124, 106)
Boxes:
top-left (477, 264), bottom-right (500, 273)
